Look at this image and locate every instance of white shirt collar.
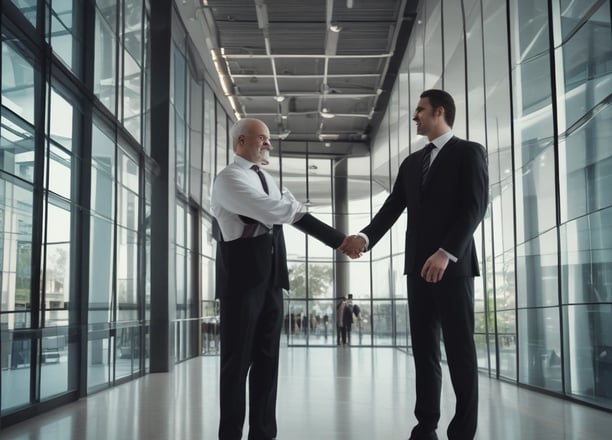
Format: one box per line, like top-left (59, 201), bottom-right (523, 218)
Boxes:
top-left (234, 154), bottom-right (257, 169)
top-left (430, 130), bottom-right (454, 149)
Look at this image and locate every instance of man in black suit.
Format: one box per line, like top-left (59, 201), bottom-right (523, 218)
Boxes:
top-left (212, 118), bottom-right (344, 440)
top-left (340, 89), bottom-right (489, 440)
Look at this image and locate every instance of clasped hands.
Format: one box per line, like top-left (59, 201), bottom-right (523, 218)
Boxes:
top-left (338, 235), bottom-right (366, 259)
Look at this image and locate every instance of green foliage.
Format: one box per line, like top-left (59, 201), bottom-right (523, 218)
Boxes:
top-left (288, 263), bottom-right (333, 298)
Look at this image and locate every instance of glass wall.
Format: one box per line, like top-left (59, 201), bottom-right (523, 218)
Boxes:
top-left (369, 0), bottom-right (612, 411)
top-left (0, 0), bottom-right (231, 425)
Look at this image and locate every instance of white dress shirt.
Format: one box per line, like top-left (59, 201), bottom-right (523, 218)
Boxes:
top-left (211, 155), bottom-right (304, 242)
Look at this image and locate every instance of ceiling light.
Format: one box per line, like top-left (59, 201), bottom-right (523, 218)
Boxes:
top-left (329, 24), bottom-right (342, 33)
top-left (325, 28), bottom-right (340, 56)
top-left (320, 109), bottom-right (335, 119)
top-left (273, 95), bottom-right (286, 102)
top-left (324, 142), bottom-right (331, 148)
top-left (255, 1), bottom-right (269, 29)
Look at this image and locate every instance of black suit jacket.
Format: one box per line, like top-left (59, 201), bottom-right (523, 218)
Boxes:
top-left (362, 136), bottom-right (488, 277)
top-left (215, 214), bottom-right (344, 297)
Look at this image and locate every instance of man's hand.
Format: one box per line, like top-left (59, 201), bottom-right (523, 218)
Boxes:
top-left (420, 249), bottom-right (450, 283)
top-left (339, 235), bottom-right (366, 259)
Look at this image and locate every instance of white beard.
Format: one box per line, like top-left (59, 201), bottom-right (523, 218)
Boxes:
top-left (259, 149), bottom-right (270, 165)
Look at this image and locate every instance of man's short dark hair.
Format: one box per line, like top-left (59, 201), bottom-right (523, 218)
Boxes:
top-left (421, 89), bottom-right (455, 127)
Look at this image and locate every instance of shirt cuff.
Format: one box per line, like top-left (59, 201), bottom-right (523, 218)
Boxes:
top-left (439, 248), bottom-right (458, 263)
top-left (357, 232), bottom-right (370, 250)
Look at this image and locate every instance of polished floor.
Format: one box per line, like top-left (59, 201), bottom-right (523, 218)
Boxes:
top-left (0, 347), bottom-right (610, 440)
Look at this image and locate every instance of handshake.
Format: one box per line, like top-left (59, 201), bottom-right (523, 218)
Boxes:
top-left (291, 214), bottom-right (367, 259)
top-left (338, 234), bottom-right (367, 259)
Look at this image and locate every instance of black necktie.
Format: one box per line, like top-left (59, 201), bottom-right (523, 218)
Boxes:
top-left (239, 165), bottom-right (270, 236)
top-left (421, 143), bottom-right (436, 188)
top-left (251, 165), bottom-right (269, 194)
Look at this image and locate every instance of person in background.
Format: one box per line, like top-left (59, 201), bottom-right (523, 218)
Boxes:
top-left (343, 294), bottom-right (355, 345)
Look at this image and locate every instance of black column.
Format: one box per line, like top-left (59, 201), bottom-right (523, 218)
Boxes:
top-left (333, 158), bottom-right (350, 298)
top-left (149, 0), bottom-right (174, 373)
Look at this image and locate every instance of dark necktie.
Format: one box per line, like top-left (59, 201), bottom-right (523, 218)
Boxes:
top-left (240, 165), bottom-right (270, 236)
top-left (251, 165), bottom-right (269, 194)
top-left (420, 143), bottom-right (436, 188)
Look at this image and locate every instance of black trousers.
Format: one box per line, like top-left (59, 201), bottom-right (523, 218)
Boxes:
top-left (218, 282), bottom-right (283, 440)
top-left (407, 275), bottom-right (478, 440)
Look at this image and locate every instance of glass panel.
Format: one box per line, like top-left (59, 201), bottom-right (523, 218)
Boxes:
top-left (281, 157), bottom-right (306, 209)
top-left (423, 0), bottom-right (442, 88)
top-left (518, 307), bottom-right (562, 391)
top-left (2, 42), bottom-right (36, 125)
top-left (395, 298), bottom-right (408, 347)
top-left (563, 304), bottom-right (612, 409)
top-left (372, 300), bottom-right (393, 346)
top-left (49, 0), bottom-right (78, 73)
top-left (346, 260), bottom-right (370, 300)
top-left (94, 0), bottom-right (118, 112)
top-left (91, 123), bottom-right (115, 220)
top-left (559, 106), bottom-right (612, 222)
top-left (285, 299), bottom-right (306, 345)
top-left (117, 226), bottom-right (137, 321)
top-left (201, 216), bottom-right (214, 259)
top-left (560, 1), bottom-right (611, 130)
top-left (124, 0), bottom-right (143, 61)
top-left (351, 299), bottom-right (371, 346)
top-left (189, 77), bottom-right (202, 202)
top-left (497, 310), bottom-right (517, 380)
top-left (515, 146), bottom-right (556, 243)
top-left (0, 181), bottom-right (33, 319)
top-left (307, 262), bottom-right (333, 300)
top-left (1, 41), bottom-right (36, 183)
top-left (372, 258), bottom-right (391, 300)
top-left (200, 256), bottom-right (215, 303)
top-left (287, 262), bottom-right (306, 299)
top-left (512, 53), bottom-right (554, 170)
top-left (43, 200), bottom-right (71, 327)
top-left (560, 0), bottom-right (607, 43)
top-left (215, 103), bottom-right (227, 174)
top-left (495, 250), bottom-right (516, 312)
top-left (115, 326), bottom-right (136, 379)
top-left (123, 49), bottom-right (141, 142)
top-left (40, 326), bottom-right (71, 399)
top-left (465, 0), bottom-right (486, 145)
top-left (442, 0), bottom-right (466, 136)
top-left (10, 0), bottom-right (37, 26)
top-left (509, 0), bottom-right (549, 63)
top-left (560, 207), bottom-right (612, 304)
top-left (47, 143), bottom-right (72, 199)
top-left (306, 299), bottom-right (335, 346)
top-left (1, 326), bottom-right (31, 411)
top-left (87, 331), bottom-right (111, 390)
top-left (89, 122), bottom-right (115, 328)
top-left (202, 84), bottom-right (215, 209)
top-left (516, 229), bottom-right (559, 308)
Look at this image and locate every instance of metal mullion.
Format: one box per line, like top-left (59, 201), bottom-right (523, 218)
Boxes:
top-left (505, 0), bottom-right (519, 384)
top-left (28, 23), bottom-right (54, 406)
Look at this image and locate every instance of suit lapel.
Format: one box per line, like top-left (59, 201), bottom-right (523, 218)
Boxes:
top-left (422, 136), bottom-right (459, 189)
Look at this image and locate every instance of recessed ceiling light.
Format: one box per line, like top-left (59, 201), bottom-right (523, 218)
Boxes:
top-left (324, 142), bottom-right (331, 148)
